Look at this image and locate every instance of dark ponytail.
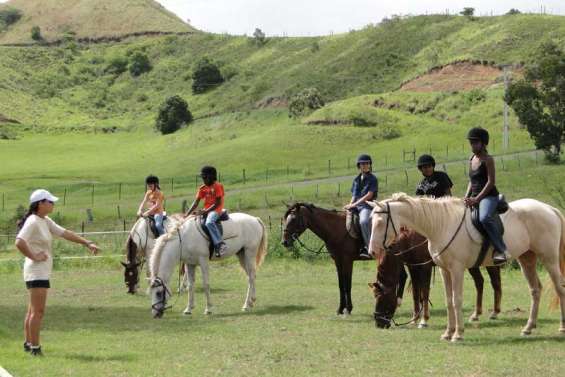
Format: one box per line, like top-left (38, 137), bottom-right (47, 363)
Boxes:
top-left (17, 201), bottom-right (40, 231)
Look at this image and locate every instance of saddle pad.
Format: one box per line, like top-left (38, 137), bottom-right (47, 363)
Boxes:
top-left (196, 217), bottom-right (238, 241)
top-left (345, 210), bottom-right (361, 240)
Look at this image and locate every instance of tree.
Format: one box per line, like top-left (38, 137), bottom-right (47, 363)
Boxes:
top-left (253, 28), bottom-right (267, 46)
top-left (191, 57), bottom-right (224, 94)
top-left (155, 96), bottom-right (192, 135)
top-left (505, 42), bottom-right (565, 162)
top-left (288, 88), bottom-right (325, 118)
top-left (460, 7), bottom-right (475, 17)
top-left (506, 8), bottom-right (521, 15)
top-left (129, 52), bottom-right (152, 77)
top-left (0, 7), bottom-right (22, 27)
top-left (31, 26), bottom-right (42, 41)
top-left (105, 55), bottom-right (128, 75)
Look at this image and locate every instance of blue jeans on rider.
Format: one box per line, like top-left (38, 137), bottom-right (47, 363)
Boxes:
top-left (478, 196), bottom-right (507, 253)
top-left (154, 214), bottom-right (165, 236)
top-left (359, 207), bottom-right (372, 249)
top-left (205, 211), bottom-right (223, 247)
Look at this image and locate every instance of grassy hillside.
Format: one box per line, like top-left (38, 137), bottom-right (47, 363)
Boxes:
top-left (0, 0), bottom-right (194, 44)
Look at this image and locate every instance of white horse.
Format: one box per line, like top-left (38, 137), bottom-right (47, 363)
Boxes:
top-left (122, 214), bottom-right (184, 294)
top-left (368, 193), bottom-right (565, 342)
top-left (149, 213), bottom-right (268, 318)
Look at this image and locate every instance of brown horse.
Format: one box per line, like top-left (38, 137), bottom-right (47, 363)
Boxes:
top-left (282, 202), bottom-right (408, 315)
top-left (369, 229), bottom-right (502, 328)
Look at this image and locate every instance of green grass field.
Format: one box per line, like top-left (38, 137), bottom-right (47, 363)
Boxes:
top-left (0, 259), bottom-right (564, 376)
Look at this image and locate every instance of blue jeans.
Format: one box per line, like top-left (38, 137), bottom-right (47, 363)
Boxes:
top-left (154, 214), bottom-right (165, 236)
top-left (359, 207), bottom-right (372, 248)
top-left (205, 211), bottom-right (223, 247)
top-left (478, 196), bottom-right (507, 252)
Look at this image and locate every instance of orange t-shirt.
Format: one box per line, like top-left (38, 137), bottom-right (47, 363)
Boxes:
top-left (196, 182), bottom-right (224, 213)
top-left (146, 190), bottom-right (165, 214)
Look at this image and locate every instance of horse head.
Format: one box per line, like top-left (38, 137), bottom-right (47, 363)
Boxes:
top-left (150, 277), bottom-right (171, 319)
top-left (123, 235), bottom-right (142, 294)
top-left (281, 202), bottom-right (313, 248)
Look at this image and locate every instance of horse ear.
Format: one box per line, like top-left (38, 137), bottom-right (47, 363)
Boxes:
top-left (368, 282), bottom-right (375, 288)
top-left (282, 201), bottom-right (291, 208)
top-left (120, 261), bottom-right (128, 268)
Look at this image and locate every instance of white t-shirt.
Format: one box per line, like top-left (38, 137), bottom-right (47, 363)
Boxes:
top-left (16, 214), bottom-right (66, 281)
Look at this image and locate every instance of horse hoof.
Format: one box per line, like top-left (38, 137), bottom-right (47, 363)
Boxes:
top-left (183, 310), bottom-right (192, 315)
top-left (242, 307), bottom-right (251, 312)
top-left (451, 335), bottom-right (464, 342)
top-left (418, 323), bottom-right (428, 329)
top-left (559, 327), bottom-right (565, 334)
top-left (489, 312), bottom-right (499, 320)
top-left (204, 310), bottom-right (213, 315)
top-left (469, 314), bottom-right (480, 322)
top-left (521, 329), bottom-right (532, 336)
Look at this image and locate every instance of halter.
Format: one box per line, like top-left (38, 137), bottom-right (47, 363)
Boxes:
top-left (283, 206), bottom-right (329, 255)
top-left (372, 202), bottom-right (399, 253)
top-left (151, 276), bottom-right (172, 316)
top-left (124, 218), bottom-right (151, 290)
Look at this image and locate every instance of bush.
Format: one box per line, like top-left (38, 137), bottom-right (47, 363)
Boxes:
top-left (31, 26), bottom-right (42, 41)
top-left (0, 7), bottom-right (22, 28)
top-left (105, 56), bottom-right (128, 75)
top-left (129, 52), bottom-right (152, 77)
top-left (155, 96), bottom-right (192, 135)
top-left (288, 88), bottom-right (325, 118)
top-left (252, 28), bottom-right (267, 46)
top-left (460, 7), bottom-right (475, 17)
top-left (191, 57), bottom-right (224, 94)
top-left (506, 9), bottom-right (521, 15)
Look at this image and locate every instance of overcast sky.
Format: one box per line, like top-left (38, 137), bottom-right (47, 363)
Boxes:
top-left (1, 0), bottom-right (564, 36)
top-left (157, 0), bottom-right (565, 36)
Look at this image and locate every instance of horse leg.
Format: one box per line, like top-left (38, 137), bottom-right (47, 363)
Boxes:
top-left (467, 267), bottom-right (484, 322)
top-left (407, 266), bottom-right (420, 323)
top-left (450, 266), bottom-right (466, 342)
top-left (439, 267), bottom-right (455, 340)
top-left (517, 251), bottom-right (541, 335)
top-left (183, 264), bottom-right (196, 315)
top-left (486, 266), bottom-right (502, 319)
top-left (538, 253), bottom-right (565, 333)
top-left (397, 265), bottom-right (408, 308)
top-left (178, 263), bottom-right (188, 293)
top-left (419, 265), bottom-right (433, 329)
top-left (335, 263), bottom-right (346, 315)
top-left (343, 259), bottom-right (354, 315)
top-left (199, 258), bottom-right (213, 315)
top-left (241, 251), bottom-right (257, 312)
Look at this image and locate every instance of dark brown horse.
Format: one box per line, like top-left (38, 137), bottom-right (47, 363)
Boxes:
top-left (369, 229), bottom-right (502, 328)
top-left (282, 202), bottom-right (409, 315)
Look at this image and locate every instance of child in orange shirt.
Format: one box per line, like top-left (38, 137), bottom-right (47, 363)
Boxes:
top-left (185, 166), bottom-right (227, 257)
top-left (137, 175), bottom-right (166, 236)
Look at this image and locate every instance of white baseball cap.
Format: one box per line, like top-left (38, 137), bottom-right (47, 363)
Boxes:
top-left (29, 189), bottom-right (59, 204)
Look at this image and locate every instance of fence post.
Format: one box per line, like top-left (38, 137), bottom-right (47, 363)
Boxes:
top-left (181, 200), bottom-right (188, 213)
top-left (264, 193), bottom-right (269, 208)
top-left (243, 169), bottom-right (246, 185)
top-left (385, 175), bottom-right (388, 188)
top-left (91, 184), bottom-right (94, 206)
top-left (291, 185), bottom-right (294, 200)
top-left (535, 150), bottom-right (539, 165)
top-left (118, 183), bottom-right (122, 200)
top-left (517, 154), bottom-right (520, 168)
top-left (337, 183), bottom-right (341, 197)
top-left (265, 168), bottom-right (269, 183)
top-left (446, 144), bottom-right (449, 159)
top-left (123, 219), bottom-right (126, 231)
top-left (268, 216), bottom-right (272, 231)
top-left (286, 166), bottom-right (290, 178)
top-left (63, 188), bottom-right (67, 206)
top-left (81, 221), bottom-right (85, 235)
top-left (443, 164), bottom-right (447, 172)
top-left (117, 205), bottom-right (121, 219)
top-left (328, 160), bottom-right (331, 176)
top-left (1, 193), bottom-right (4, 212)
top-left (501, 157), bottom-right (505, 171)
top-left (315, 184), bottom-right (319, 198)
top-left (171, 178), bottom-right (174, 193)
top-left (385, 154), bottom-right (388, 168)
top-left (404, 170), bottom-right (409, 186)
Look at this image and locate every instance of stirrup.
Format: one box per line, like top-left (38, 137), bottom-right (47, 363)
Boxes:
top-left (492, 250), bottom-right (508, 265)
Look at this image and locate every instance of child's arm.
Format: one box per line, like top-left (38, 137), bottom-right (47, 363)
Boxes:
top-left (137, 192), bottom-right (149, 217)
top-left (185, 199), bottom-right (200, 217)
top-left (143, 194), bottom-right (163, 216)
top-left (203, 197), bottom-right (222, 215)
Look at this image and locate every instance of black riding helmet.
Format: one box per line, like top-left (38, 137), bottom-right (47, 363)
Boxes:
top-left (200, 165), bottom-right (217, 180)
top-left (145, 175), bottom-right (160, 185)
top-left (467, 127), bottom-right (489, 145)
top-left (356, 154), bottom-right (372, 168)
top-left (417, 154), bottom-right (436, 169)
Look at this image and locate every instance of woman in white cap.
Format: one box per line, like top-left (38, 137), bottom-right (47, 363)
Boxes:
top-left (15, 189), bottom-right (100, 356)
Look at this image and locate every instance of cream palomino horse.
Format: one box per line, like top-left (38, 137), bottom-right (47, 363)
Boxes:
top-left (368, 193), bottom-right (565, 342)
top-left (149, 213), bottom-right (268, 318)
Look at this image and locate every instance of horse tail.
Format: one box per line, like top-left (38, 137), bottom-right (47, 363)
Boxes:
top-left (549, 206), bottom-right (565, 309)
top-left (255, 217), bottom-right (268, 269)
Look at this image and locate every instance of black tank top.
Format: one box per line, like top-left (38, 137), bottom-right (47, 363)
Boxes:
top-left (469, 158), bottom-right (499, 197)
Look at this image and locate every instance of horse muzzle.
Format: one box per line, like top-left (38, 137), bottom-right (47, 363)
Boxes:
top-left (374, 312), bottom-right (392, 329)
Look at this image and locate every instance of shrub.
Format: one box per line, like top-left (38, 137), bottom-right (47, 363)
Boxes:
top-left (288, 88), bottom-right (325, 118)
top-left (252, 28), bottom-right (267, 46)
top-left (191, 57), bottom-right (224, 94)
top-left (0, 7), bottom-right (22, 28)
top-left (155, 95), bottom-right (192, 135)
top-left (129, 52), bottom-right (152, 77)
top-left (105, 56), bottom-right (128, 75)
top-left (31, 26), bottom-right (42, 41)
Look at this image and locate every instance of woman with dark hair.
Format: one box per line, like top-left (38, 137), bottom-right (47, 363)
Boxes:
top-left (15, 189), bottom-right (100, 356)
top-left (463, 127), bottom-right (508, 265)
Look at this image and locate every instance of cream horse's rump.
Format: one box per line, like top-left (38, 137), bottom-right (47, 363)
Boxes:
top-left (369, 194), bottom-right (565, 341)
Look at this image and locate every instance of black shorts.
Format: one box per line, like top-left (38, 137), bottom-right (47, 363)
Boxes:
top-left (26, 280), bottom-right (50, 289)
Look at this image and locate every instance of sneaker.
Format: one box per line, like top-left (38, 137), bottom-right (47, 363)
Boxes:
top-left (359, 247), bottom-right (373, 260)
top-left (30, 346), bottom-right (43, 356)
top-left (24, 342), bottom-right (31, 353)
top-left (493, 250), bottom-right (508, 265)
top-left (215, 242), bottom-right (228, 258)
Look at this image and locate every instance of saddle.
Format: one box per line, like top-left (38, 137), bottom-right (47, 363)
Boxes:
top-left (146, 214), bottom-right (167, 238)
top-left (196, 210), bottom-right (230, 259)
top-left (471, 194), bottom-right (508, 268)
top-left (346, 208), bottom-right (361, 240)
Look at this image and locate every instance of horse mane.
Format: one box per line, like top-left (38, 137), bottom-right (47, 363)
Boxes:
top-left (149, 219), bottom-right (189, 280)
top-left (385, 193), bottom-right (465, 236)
top-left (284, 202), bottom-right (340, 218)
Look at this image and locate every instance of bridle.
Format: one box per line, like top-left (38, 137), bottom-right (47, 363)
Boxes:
top-left (282, 206), bottom-right (328, 255)
top-left (151, 277), bottom-right (172, 316)
top-left (372, 202), bottom-right (399, 253)
top-left (124, 218), bottom-right (151, 290)
top-left (372, 280), bottom-right (426, 328)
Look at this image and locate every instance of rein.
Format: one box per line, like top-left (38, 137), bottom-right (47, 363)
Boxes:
top-left (291, 234), bottom-right (328, 255)
top-left (374, 301), bottom-right (426, 327)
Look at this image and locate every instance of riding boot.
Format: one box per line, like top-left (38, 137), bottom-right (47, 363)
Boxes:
top-left (215, 242), bottom-right (228, 258)
top-left (30, 346), bottom-right (43, 356)
top-left (359, 246), bottom-right (372, 259)
top-left (492, 249), bottom-right (508, 265)
top-left (23, 341), bottom-right (31, 352)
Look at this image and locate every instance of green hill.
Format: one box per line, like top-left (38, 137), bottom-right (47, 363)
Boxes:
top-left (0, 0), bottom-right (194, 44)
